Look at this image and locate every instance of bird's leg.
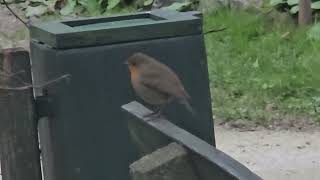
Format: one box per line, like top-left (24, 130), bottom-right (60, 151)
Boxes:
top-left (144, 107), bottom-right (161, 118)
top-left (143, 105), bottom-right (166, 121)
top-left (144, 98), bottom-right (174, 121)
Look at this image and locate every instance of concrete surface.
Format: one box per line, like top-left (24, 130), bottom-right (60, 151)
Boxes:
top-left (215, 125), bottom-right (320, 180)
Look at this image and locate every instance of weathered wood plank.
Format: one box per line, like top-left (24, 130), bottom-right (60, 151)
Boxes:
top-left (122, 101), bottom-right (262, 180)
top-left (0, 48), bottom-right (42, 180)
top-left (130, 142), bottom-right (200, 180)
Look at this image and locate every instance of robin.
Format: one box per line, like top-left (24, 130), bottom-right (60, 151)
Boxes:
top-left (124, 52), bottom-right (194, 118)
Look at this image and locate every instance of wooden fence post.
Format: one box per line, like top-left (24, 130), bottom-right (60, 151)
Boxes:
top-left (130, 142), bottom-right (200, 180)
top-left (122, 101), bottom-right (262, 180)
top-left (0, 48), bottom-right (42, 180)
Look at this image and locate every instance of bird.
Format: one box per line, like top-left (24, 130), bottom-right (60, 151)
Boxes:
top-left (124, 52), bottom-right (194, 119)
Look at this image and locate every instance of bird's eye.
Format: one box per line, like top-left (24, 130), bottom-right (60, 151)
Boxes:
top-left (131, 62), bottom-right (137, 66)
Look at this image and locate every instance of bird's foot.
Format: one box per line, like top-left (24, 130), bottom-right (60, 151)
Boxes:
top-left (143, 111), bottom-right (163, 122)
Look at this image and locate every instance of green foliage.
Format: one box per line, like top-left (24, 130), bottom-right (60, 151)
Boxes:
top-left (26, 4), bottom-right (48, 17)
top-left (204, 10), bottom-right (320, 123)
top-left (107, 0), bottom-right (121, 10)
top-left (312, 1), bottom-right (320, 9)
top-left (287, 0), bottom-right (298, 6)
top-left (143, 0), bottom-right (153, 6)
top-left (23, 0), bottom-right (197, 17)
top-left (269, 0), bottom-right (320, 14)
top-left (289, 5), bottom-right (298, 14)
top-left (270, 0), bottom-right (285, 6)
top-left (24, 0), bottom-right (135, 16)
top-left (307, 23), bottom-right (320, 40)
top-left (161, 2), bottom-right (193, 11)
top-left (60, 0), bottom-right (76, 15)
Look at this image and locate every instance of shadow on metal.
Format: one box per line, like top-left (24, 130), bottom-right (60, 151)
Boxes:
top-left (122, 101), bottom-right (262, 180)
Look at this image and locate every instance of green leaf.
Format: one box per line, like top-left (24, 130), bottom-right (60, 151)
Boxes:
top-left (107, 0), bottom-right (121, 9)
top-left (103, 6), bottom-right (136, 16)
top-left (161, 2), bottom-right (192, 11)
top-left (289, 5), bottom-right (299, 14)
top-left (29, 0), bottom-right (43, 3)
top-left (312, 96), bottom-right (320, 102)
top-left (73, 5), bottom-right (86, 14)
top-left (287, 0), bottom-right (298, 5)
top-left (42, 0), bottom-right (57, 6)
top-left (253, 59), bottom-right (259, 68)
top-left (311, 1), bottom-right (320, 9)
top-left (60, 0), bottom-right (76, 15)
top-left (270, 0), bottom-right (286, 6)
top-left (28, 0), bottom-right (43, 7)
top-left (86, 0), bottom-right (101, 15)
top-left (78, 0), bottom-right (88, 6)
top-left (25, 5), bottom-right (48, 17)
top-left (262, 83), bottom-right (268, 89)
top-left (144, 0), bottom-right (154, 6)
top-left (308, 23), bottom-right (320, 40)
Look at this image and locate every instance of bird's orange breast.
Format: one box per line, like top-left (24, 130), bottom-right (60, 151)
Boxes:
top-left (129, 65), bottom-right (138, 82)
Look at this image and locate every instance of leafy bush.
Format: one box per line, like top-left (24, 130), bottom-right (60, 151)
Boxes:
top-left (270, 0), bottom-right (320, 14)
top-left (23, 0), bottom-right (196, 17)
top-left (307, 22), bottom-right (320, 39)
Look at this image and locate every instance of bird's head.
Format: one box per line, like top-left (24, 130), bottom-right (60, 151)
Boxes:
top-left (124, 52), bottom-right (152, 70)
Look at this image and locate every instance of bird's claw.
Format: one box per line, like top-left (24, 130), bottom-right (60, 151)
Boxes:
top-left (143, 111), bottom-right (162, 122)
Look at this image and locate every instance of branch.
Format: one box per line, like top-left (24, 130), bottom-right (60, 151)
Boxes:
top-left (1, 0), bottom-right (29, 28)
top-left (33, 74), bottom-right (71, 89)
top-left (0, 74), bottom-right (71, 91)
top-left (0, 70), bottom-right (29, 85)
top-left (0, 70), bottom-right (26, 77)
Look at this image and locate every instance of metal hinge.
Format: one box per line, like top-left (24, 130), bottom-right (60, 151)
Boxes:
top-left (35, 95), bottom-right (53, 119)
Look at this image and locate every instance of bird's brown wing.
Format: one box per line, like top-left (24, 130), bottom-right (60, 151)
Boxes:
top-left (139, 65), bottom-right (190, 100)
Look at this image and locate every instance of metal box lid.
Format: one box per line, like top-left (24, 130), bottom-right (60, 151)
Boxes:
top-left (30, 10), bottom-right (202, 49)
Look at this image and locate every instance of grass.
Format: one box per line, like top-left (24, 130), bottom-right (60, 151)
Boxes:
top-left (203, 9), bottom-right (320, 124)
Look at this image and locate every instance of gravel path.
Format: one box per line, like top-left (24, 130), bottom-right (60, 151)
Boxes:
top-left (215, 125), bottom-right (320, 180)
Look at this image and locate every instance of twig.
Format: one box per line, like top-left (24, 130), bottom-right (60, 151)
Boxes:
top-left (280, 32), bottom-right (290, 39)
top-left (263, 8), bottom-right (274, 15)
top-left (204, 27), bottom-right (227, 35)
top-left (0, 74), bottom-right (71, 91)
top-left (312, 99), bottom-right (318, 113)
top-left (1, 0), bottom-right (29, 28)
top-left (0, 70), bottom-right (26, 77)
top-left (0, 85), bottom-right (32, 91)
top-left (0, 70), bottom-right (30, 85)
top-left (33, 74), bottom-right (71, 89)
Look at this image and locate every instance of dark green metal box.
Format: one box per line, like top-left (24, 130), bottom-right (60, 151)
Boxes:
top-left (30, 10), bottom-right (214, 180)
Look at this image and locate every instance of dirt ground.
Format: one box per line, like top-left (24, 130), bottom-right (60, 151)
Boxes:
top-left (0, 3), bottom-right (29, 50)
top-left (215, 124), bottom-right (320, 180)
top-left (1, 4), bottom-right (320, 180)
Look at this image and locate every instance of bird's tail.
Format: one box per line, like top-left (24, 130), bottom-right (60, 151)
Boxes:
top-left (180, 99), bottom-right (196, 117)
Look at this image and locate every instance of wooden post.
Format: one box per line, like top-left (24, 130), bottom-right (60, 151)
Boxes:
top-left (299, 0), bottom-right (312, 26)
top-left (122, 101), bottom-right (262, 180)
top-left (0, 48), bottom-right (42, 180)
top-left (130, 142), bottom-right (200, 180)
